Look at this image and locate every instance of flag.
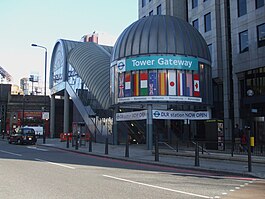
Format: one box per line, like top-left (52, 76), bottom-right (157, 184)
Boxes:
top-left (168, 70), bottom-right (176, 96)
top-left (186, 72), bottom-right (193, 96)
top-left (194, 73), bottom-right (200, 97)
top-left (158, 70), bottom-right (167, 96)
top-left (125, 72), bottom-right (131, 97)
top-left (132, 71), bottom-right (139, 96)
top-left (149, 70), bottom-right (157, 96)
top-left (118, 73), bottom-right (124, 98)
top-left (177, 71), bottom-right (186, 96)
top-left (140, 70), bottom-right (148, 96)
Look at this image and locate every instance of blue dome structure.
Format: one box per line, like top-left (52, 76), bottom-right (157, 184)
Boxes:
top-left (111, 15), bottom-right (211, 63)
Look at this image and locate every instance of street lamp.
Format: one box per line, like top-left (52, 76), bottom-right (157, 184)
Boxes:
top-left (31, 43), bottom-right (47, 144)
top-left (246, 89), bottom-right (254, 172)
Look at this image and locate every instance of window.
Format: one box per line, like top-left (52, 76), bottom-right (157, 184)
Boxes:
top-left (149, 10), bottom-right (153, 16)
top-left (238, 0), bottom-right (247, 17)
top-left (142, 0), bottom-right (146, 7)
top-left (256, 0), bottom-right (264, 9)
top-left (208, 44), bottom-right (213, 60)
top-left (192, 0), bottom-right (198, 8)
top-left (239, 30), bottom-right (249, 53)
top-left (257, 23), bottom-right (265, 47)
top-left (157, 4), bottom-right (162, 15)
top-left (204, 13), bottom-right (211, 32)
top-left (192, 19), bottom-right (199, 30)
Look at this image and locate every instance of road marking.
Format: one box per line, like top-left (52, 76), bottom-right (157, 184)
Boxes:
top-left (103, 175), bottom-right (211, 198)
top-left (27, 146), bottom-right (49, 151)
top-left (0, 150), bottom-right (22, 157)
top-left (35, 158), bottom-right (75, 169)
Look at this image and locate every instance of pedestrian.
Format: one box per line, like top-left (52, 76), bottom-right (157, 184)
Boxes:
top-left (234, 124), bottom-right (242, 151)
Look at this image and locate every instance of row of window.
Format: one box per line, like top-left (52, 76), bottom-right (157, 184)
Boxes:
top-left (142, 0), bottom-right (152, 8)
top-left (192, 12), bottom-right (211, 33)
top-left (148, 4), bottom-right (161, 16)
top-left (238, 0), bottom-right (264, 17)
top-left (239, 23), bottom-right (265, 53)
top-left (192, 0), bottom-right (264, 17)
top-left (192, 0), bottom-right (208, 9)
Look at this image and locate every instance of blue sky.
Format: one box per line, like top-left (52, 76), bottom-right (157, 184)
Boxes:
top-left (0, 0), bottom-right (138, 85)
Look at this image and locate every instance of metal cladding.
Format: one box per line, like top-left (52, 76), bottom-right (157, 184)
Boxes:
top-left (50, 39), bottom-right (112, 110)
top-left (111, 15), bottom-right (211, 63)
top-left (68, 42), bottom-right (112, 110)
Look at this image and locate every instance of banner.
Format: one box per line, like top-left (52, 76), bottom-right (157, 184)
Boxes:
top-left (158, 70), bottom-right (167, 95)
top-left (116, 110), bottom-right (147, 121)
top-left (149, 70), bottom-right (157, 96)
top-left (168, 70), bottom-right (176, 95)
top-left (152, 110), bottom-right (210, 120)
top-left (124, 72), bottom-right (131, 97)
top-left (140, 70), bottom-right (148, 96)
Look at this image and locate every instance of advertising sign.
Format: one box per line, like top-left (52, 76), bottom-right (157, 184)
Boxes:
top-left (117, 55), bottom-right (198, 72)
top-left (116, 110), bottom-right (147, 121)
top-left (152, 110), bottom-right (210, 120)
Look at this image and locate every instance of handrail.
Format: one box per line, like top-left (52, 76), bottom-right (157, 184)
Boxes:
top-left (191, 141), bottom-right (210, 155)
top-left (158, 142), bottom-right (178, 153)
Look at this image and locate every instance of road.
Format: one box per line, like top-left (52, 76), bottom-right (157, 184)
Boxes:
top-left (0, 141), bottom-right (264, 199)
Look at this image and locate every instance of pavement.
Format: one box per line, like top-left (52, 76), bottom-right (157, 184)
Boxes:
top-left (1, 137), bottom-right (265, 179)
top-left (36, 138), bottom-right (265, 179)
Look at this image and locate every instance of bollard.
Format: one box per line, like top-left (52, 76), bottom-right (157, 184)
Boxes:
top-left (201, 142), bottom-right (204, 154)
top-left (155, 132), bottom-right (159, 162)
top-left (89, 139), bottom-right (92, 152)
top-left (66, 134), bottom-right (69, 148)
top-left (72, 135), bottom-right (75, 147)
top-left (176, 139), bottom-right (178, 152)
top-left (125, 140), bottom-right (129, 157)
top-left (75, 135), bottom-right (79, 150)
top-left (105, 138), bottom-right (108, 155)
top-left (195, 141), bottom-right (200, 166)
top-left (247, 129), bottom-right (252, 172)
top-left (231, 140), bottom-right (234, 157)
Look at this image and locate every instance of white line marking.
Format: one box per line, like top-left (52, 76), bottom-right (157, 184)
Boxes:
top-left (27, 146), bottom-right (49, 151)
top-left (103, 175), bottom-right (211, 198)
top-left (0, 150), bottom-right (22, 157)
top-left (222, 193), bottom-right (227, 195)
top-left (230, 189), bottom-right (235, 192)
top-left (35, 158), bottom-right (75, 169)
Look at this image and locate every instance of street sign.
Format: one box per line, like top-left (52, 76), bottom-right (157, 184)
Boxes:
top-left (42, 112), bottom-right (49, 120)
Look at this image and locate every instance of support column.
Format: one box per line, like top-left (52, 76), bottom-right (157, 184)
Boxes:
top-left (50, 94), bottom-right (55, 138)
top-left (113, 106), bottom-right (118, 145)
top-left (64, 90), bottom-right (69, 133)
top-left (146, 104), bottom-right (153, 150)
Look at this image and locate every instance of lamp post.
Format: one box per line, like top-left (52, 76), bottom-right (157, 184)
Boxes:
top-left (246, 89), bottom-right (254, 172)
top-left (31, 43), bottom-right (47, 144)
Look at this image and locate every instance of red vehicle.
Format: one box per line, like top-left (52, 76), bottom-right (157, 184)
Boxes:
top-left (8, 127), bottom-right (37, 145)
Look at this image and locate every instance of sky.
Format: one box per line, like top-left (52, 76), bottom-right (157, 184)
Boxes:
top-left (0, 0), bottom-right (138, 85)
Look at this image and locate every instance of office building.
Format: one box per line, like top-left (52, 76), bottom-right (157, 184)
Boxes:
top-left (139, 0), bottom-right (265, 143)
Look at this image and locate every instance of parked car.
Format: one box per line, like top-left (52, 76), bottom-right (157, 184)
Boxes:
top-left (8, 127), bottom-right (37, 145)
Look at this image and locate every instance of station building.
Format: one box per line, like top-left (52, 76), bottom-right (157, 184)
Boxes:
top-left (49, 15), bottom-right (214, 149)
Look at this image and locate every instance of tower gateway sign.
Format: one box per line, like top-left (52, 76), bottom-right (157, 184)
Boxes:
top-left (115, 54), bottom-right (201, 103)
top-left (117, 55), bottom-right (198, 72)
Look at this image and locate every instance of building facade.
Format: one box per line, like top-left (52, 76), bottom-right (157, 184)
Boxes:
top-left (138, 0), bottom-right (265, 143)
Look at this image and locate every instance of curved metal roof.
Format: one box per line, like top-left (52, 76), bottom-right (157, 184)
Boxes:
top-left (111, 15), bottom-right (211, 63)
top-left (68, 42), bottom-right (112, 109)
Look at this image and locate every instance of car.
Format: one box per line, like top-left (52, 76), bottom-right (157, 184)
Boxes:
top-left (8, 127), bottom-right (37, 145)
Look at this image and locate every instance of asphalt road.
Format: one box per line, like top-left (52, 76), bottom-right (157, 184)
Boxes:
top-left (0, 141), bottom-right (264, 199)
